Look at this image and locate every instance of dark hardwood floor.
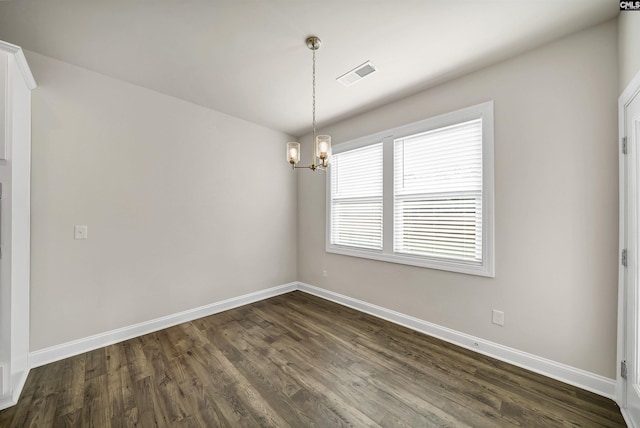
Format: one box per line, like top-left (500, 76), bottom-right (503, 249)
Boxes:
top-left (0, 291), bottom-right (626, 427)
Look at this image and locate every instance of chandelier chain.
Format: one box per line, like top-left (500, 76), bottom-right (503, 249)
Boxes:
top-left (312, 47), bottom-right (316, 163)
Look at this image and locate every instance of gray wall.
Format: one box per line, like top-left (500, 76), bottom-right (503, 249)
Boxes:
top-left (27, 51), bottom-right (297, 351)
top-left (619, 11), bottom-right (640, 92)
top-left (297, 20), bottom-right (619, 378)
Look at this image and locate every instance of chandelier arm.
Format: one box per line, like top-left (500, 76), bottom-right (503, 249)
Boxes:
top-left (294, 164), bottom-right (318, 171)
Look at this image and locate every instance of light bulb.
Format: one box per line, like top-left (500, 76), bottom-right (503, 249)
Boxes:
top-left (316, 135), bottom-right (331, 159)
top-left (287, 142), bottom-right (300, 164)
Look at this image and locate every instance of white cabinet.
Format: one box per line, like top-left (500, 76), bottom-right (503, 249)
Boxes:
top-left (0, 41), bottom-right (35, 410)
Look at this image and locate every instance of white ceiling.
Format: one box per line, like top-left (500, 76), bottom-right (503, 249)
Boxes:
top-left (0, 0), bottom-right (619, 136)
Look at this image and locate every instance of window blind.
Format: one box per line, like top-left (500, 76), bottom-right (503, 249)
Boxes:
top-left (330, 142), bottom-right (383, 250)
top-left (394, 119), bottom-right (483, 262)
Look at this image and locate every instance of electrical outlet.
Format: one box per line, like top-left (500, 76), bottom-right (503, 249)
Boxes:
top-left (492, 309), bottom-right (504, 326)
top-left (322, 270), bottom-right (328, 277)
top-left (74, 225), bottom-right (88, 240)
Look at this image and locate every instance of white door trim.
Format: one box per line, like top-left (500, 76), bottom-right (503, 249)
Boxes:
top-left (617, 68), bottom-right (640, 424)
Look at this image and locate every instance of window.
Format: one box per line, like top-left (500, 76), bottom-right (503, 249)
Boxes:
top-left (327, 102), bottom-right (494, 277)
top-left (330, 143), bottom-right (383, 250)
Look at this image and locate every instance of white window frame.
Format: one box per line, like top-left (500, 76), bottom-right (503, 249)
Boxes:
top-left (326, 101), bottom-right (495, 277)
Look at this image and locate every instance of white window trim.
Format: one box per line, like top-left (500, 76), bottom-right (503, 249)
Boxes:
top-left (326, 101), bottom-right (495, 277)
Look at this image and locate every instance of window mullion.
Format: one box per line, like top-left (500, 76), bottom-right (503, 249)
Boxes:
top-left (382, 136), bottom-right (394, 255)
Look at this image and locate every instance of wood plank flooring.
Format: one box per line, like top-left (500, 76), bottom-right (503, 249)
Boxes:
top-left (0, 291), bottom-right (626, 427)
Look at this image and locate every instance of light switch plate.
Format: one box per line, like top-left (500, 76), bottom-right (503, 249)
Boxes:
top-left (74, 225), bottom-right (88, 240)
top-left (492, 309), bottom-right (504, 326)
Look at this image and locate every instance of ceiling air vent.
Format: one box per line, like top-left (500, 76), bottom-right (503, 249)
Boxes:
top-left (337, 61), bottom-right (377, 87)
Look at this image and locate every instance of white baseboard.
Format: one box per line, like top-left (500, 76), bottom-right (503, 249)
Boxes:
top-left (29, 282), bottom-right (297, 369)
top-left (26, 280), bottom-right (616, 402)
top-left (0, 369), bottom-right (29, 411)
top-left (0, 397), bottom-right (13, 412)
top-left (622, 408), bottom-right (637, 428)
top-left (296, 282), bottom-right (617, 399)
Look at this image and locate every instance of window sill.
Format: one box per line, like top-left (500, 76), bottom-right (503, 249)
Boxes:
top-left (326, 244), bottom-right (495, 277)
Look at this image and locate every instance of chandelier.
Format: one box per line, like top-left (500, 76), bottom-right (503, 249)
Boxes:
top-left (287, 36), bottom-right (331, 171)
